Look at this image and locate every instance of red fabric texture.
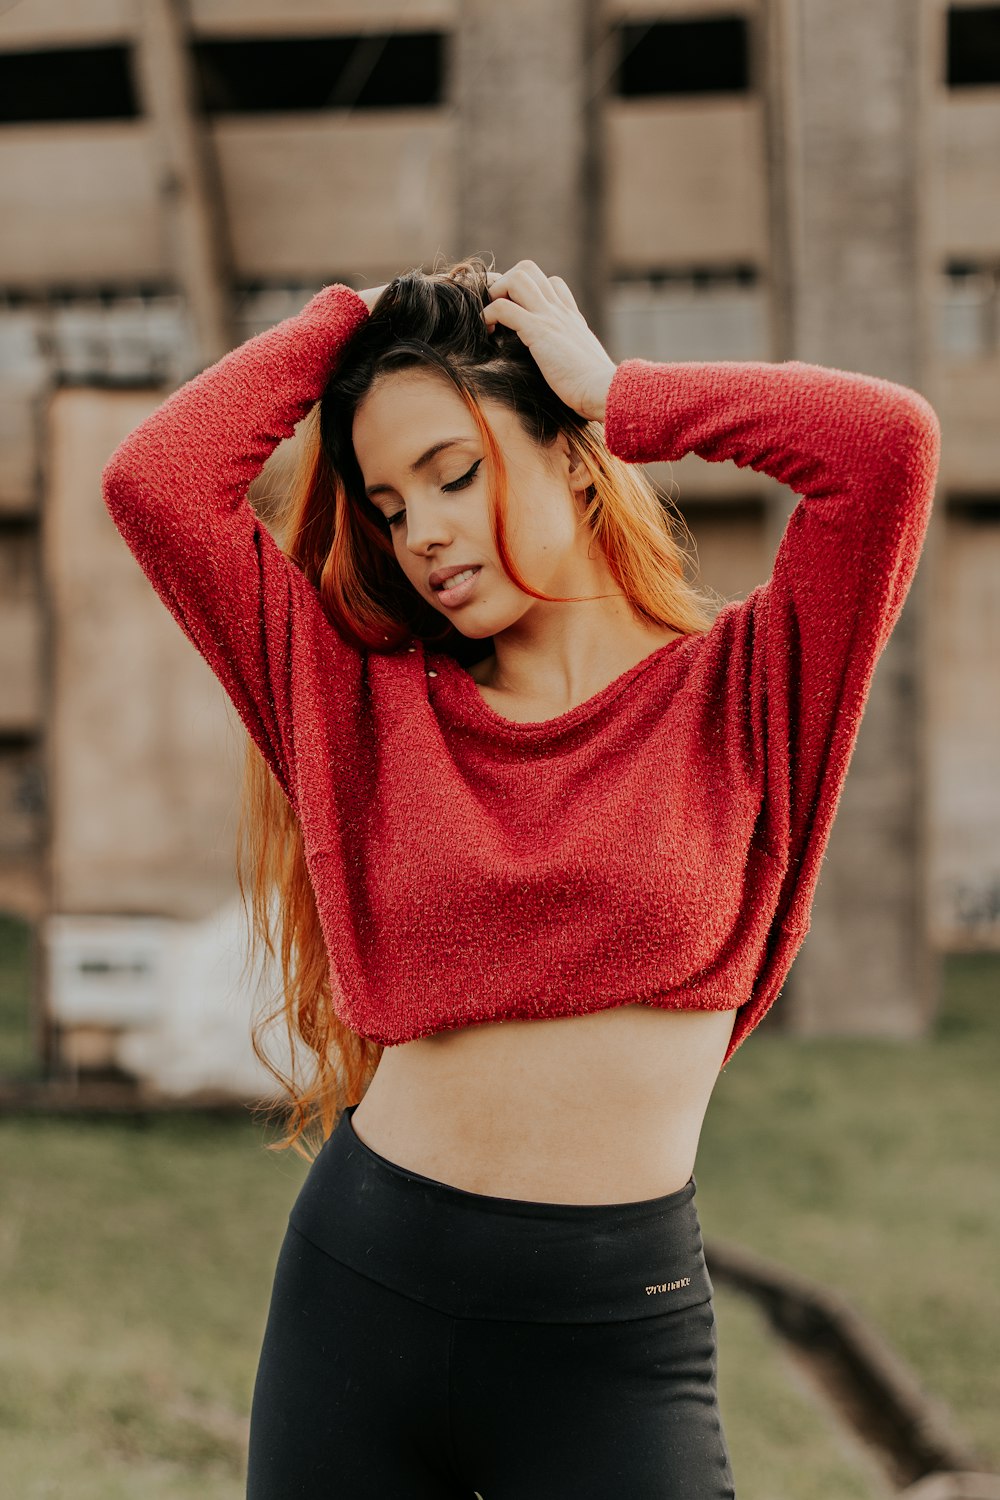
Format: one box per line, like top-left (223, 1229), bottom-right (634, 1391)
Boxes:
top-left (101, 283), bottom-right (941, 1067)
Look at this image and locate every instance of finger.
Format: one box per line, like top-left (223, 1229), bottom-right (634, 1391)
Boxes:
top-left (481, 298), bottom-right (530, 335)
top-left (510, 259), bottom-right (553, 291)
top-left (516, 264), bottom-right (572, 312)
top-left (491, 259), bottom-right (548, 289)
top-left (487, 263), bottom-right (553, 309)
top-left (548, 276), bottom-right (579, 312)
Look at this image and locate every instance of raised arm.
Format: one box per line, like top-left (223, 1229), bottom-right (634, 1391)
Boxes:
top-left (101, 282), bottom-right (371, 812)
top-left (603, 356), bottom-right (942, 933)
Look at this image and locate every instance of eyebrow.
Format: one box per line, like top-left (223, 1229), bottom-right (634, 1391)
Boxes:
top-left (364, 438), bottom-right (474, 501)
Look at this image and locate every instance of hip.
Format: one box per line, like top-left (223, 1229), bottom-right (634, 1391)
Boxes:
top-left (289, 1102), bottom-right (716, 1324)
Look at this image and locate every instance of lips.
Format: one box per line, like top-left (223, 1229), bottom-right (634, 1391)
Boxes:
top-left (429, 564), bottom-right (482, 591)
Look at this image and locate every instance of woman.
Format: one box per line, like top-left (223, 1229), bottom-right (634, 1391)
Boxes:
top-left (101, 256), bottom-right (941, 1498)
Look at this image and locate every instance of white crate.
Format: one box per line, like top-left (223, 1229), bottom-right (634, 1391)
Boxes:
top-left (43, 901), bottom-right (294, 1099)
top-left (44, 914), bottom-right (175, 1028)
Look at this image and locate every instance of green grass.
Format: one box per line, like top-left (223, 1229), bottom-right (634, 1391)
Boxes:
top-left (0, 915), bottom-right (997, 1498)
top-left (714, 1285), bottom-right (892, 1500)
top-left (0, 1112), bottom-right (304, 1499)
top-left (700, 952), bottom-right (1000, 1484)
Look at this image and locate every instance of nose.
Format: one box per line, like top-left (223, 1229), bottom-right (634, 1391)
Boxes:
top-left (402, 504), bottom-right (453, 560)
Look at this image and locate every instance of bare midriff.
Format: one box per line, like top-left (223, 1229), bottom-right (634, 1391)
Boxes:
top-left (349, 1002), bottom-right (740, 1205)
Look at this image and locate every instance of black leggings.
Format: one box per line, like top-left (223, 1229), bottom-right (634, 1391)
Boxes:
top-left (247, 1103), bottom-right (737, 1499)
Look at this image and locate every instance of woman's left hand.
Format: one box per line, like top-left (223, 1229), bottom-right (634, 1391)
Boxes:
top-left (482, 261), bottom-right (618, 422)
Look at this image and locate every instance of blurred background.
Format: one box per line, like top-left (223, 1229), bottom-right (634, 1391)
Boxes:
top-left (0, 2), bottom-right (997, 1497)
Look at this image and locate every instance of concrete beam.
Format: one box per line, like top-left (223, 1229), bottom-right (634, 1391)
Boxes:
top-left (769, 0), bottom-right (941, 1039)
top-left (452, 0), bottom-right (605, 335)
top-left (131, 0), bottom-right (235, 368)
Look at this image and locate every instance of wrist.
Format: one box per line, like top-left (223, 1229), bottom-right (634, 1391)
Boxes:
top-left (590, 365), bottom-right (617, 422)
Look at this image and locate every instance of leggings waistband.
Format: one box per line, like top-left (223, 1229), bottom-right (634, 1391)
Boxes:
top-left (287, 1104), bottom-right (714, 1324)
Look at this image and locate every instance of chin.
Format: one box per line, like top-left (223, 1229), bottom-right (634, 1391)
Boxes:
top-left (448, 622), bottom-right (495, 645)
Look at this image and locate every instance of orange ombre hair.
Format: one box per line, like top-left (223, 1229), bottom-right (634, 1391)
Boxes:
top-left (238, 255), bottom-right (725, 1160)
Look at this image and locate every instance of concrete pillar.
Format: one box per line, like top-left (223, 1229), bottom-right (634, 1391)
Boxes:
top-left (767, 0), bottom-right (941, 1038)
top-left (131, 0), bottom-right (235, 368)
top-left (452, 0), bottom-right (605, 335)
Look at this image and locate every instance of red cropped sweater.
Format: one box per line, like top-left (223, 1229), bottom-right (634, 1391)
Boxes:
top-left (101, 283), bottom-right (941, 1069)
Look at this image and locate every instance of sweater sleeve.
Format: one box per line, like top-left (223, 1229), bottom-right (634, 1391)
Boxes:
top-left (100, 282), bottom-right (371, 813)
top-left (603, 357), bottom-right (941, 934)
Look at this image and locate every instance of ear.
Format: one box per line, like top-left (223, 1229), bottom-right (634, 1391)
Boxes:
top-left (554, 432), bottom-right (596, 496)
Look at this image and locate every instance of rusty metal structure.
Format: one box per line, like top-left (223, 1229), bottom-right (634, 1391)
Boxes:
top-left (0, 1), bottom-right (997, 1090)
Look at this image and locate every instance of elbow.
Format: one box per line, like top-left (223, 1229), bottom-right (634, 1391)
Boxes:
top-left (101, 450), bottom-right (134, 526)
top-left (903, 385), bottom-right (940, 436)
top-left (894, 384), bottom-right (941, 454)
top-left (101, 432), bottom-right (151, 524)
top-left (870, 384), bottom-right (942, 493)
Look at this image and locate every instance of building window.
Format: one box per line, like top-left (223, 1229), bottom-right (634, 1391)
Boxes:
top-left (613, 16), bottom-right (751, 97)
top-left (0, 292), bottom-right (194, 388)
top-left (947, 6), bottom-right (1000, 86)
top-left (191, 33), bottom-right (446, 113)
top-left (937, 263), bottom-right (1000, 357)
top-left (608, 268), bottom-right (768, 363)
top-left (947, 495), bottom-right (1000, 522)
top-left (230, 283), bottom-right (338, 342)
top-left (0, 47), bottom-right (138, 124)
top-left (0, 283), bottom-right (372, 388)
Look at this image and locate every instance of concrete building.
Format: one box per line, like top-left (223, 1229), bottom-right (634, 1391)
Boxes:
top-left (0, 0), bottom-right (997, 1092)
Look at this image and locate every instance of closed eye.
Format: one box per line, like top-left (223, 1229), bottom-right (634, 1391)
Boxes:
top-left (385, 458), bottom-right (484, 528)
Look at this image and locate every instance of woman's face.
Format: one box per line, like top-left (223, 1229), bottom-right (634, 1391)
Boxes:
top-left (351, 368), bottom-right (594, 639)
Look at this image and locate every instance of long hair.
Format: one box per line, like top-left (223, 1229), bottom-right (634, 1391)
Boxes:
top-left (238, 254), bottom-right (724, 1159)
